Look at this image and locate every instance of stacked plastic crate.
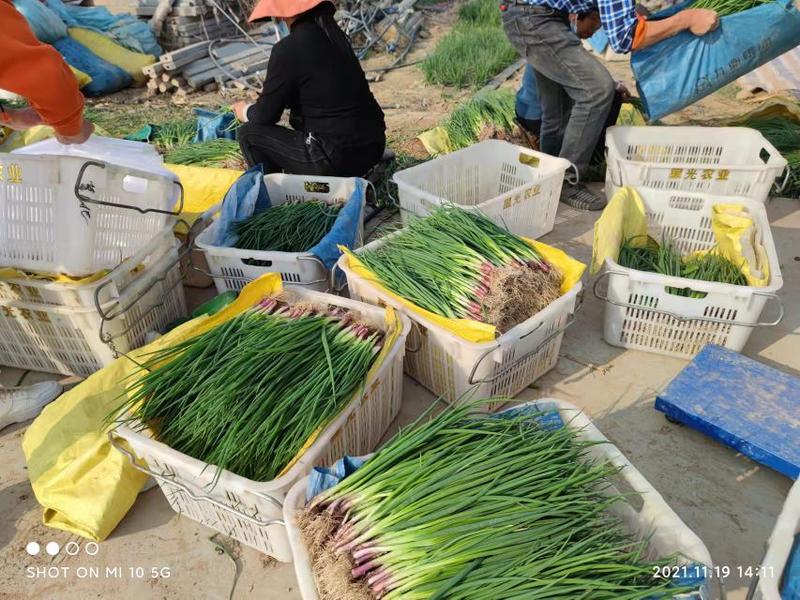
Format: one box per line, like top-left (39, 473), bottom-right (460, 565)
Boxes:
top-left (0, 138), bottom-right (188, 376)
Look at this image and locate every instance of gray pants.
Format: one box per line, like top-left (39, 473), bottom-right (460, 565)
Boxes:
top-left (503, 4), bottom-right (616, 179)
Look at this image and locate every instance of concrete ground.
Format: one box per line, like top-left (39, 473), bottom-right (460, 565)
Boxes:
top-left (0, 196), bottom-right (797, 600)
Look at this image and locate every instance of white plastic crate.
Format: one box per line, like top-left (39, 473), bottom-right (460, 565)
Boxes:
top-left (110, 290), bottom-right (410, 562)
top-left (284, 398), bottom-right (716, 600)
top-left (0, 237), bottom-right (187, 376)
top-left (593, 190), bottom-right (783, 359)
top-left (196, 174), bottom-right (366, 294)
top-left (605, 126), bottom-right (789, 203)
top-left (748, 479), bottom-right (800, 600)
top-left (0, 227), bottom-right (175, 308)
top-left (338, 237), bottom-right (582, 408)
top-left (0, 149), bottom-right (181, 276)
top-left (393, 140), bottom-right (571, 239)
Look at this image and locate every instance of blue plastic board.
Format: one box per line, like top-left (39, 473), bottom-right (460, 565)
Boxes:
top-left (655, 344), bottom-right (800, 479)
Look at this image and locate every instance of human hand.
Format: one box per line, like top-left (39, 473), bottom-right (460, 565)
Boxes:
top-left (2, 107), bottom-right (43, 130)
top-left (232, 101), bottom-right (250, 123)
top-left (55, 118), bottom-right (94, 145)
top-left (685, 8), bottom-right (719, 36)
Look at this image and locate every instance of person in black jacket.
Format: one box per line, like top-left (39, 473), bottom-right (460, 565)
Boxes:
top-left (232, 0), bottom-right (386, 176)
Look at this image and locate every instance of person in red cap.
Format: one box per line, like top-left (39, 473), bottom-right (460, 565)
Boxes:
top-left (232, 0), bottom-right (386, 176)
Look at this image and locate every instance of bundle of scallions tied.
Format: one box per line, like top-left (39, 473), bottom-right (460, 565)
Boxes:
top-left (357, 207), bottom-right (563, 333)
top-left (112, 296), bottom-right (384, 483)
top-left (233, 201), bottom-right (342, 252)
top-left (299, 400), bottom-right (698, 600)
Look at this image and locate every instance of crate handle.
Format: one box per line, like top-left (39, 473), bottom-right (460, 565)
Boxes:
top-left (405, 322), bottom-right (423, 353)
top-left (467, 314), bottom-right (576, 385)
top-left (108, 431), bottom-right (286, 526)
top-left (774, 164), bottom-right (792, 195)
top-left (592, 271), bottom-right (784, 327)
top-left (74, 160), bottom-right (185, 217)
top-left (330, 262), bottom-right (349, 293)
top-left (96, 246), bottom-right (188, 355)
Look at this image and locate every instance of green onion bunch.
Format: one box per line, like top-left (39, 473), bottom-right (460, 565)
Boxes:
top-left (113, 297), bottom-right (384, 483)
top-left (300, 401), bottom-right (697, 600)
top-left (233, 202), bottom-right (342, 252)
top-left (164, 138), bottom-right (245, 169)
top-left (440, 90), bottom-right (517, 151)
top-left (152, 119), bottom-right (196, 153)
top-left (690, 0), bottom-right (772, 17)
top-left (618, 235), bottom-right (748, 297)
top-left (357, 207), bottom-right (562, 332)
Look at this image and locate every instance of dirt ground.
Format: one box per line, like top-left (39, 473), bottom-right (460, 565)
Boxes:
top-left (2, 4), bottom-right (799, 600)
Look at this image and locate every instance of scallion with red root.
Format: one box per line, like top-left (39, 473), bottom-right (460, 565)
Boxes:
top-left (357, 207), bottom-right (563, 333)
top-left (298, 401), bottom-right (699, 600)
top-left (111, 297), bottom-right (384, 483)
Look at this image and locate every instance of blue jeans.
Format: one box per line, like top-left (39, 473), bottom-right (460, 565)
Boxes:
top-left (516, 64), bottom-right (542, 123)
top-left (503, 4), bottom-right (616, 178)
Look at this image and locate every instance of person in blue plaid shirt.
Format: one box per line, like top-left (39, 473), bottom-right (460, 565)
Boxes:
top-left (502, 0), bottom-right (718, 210)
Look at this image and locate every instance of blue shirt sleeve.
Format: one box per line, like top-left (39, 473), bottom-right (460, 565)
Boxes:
top-left (597, 0), bottom-right (638, 53)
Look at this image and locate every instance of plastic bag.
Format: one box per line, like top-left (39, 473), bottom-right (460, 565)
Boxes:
top-left (213, 165), bottom-right (270, 246)
top-left (632, 0), bottom-right (800, 121)
top-left (68, 27), bottom-right (154, 87)
top-left (194, 108), bottom-right (238, 142)
top-left (69, 65), bottom-right (93, 89)
top-left (52, 37), bottom-right (132, 97)
top-left (341, 238), bottom-right (586, 344)
top-left (164, 164), bottom-right (243, 227)
top-left (46, 0), bottom-right (162, 57)
top-left (13, 0), bottom-right (67, 44)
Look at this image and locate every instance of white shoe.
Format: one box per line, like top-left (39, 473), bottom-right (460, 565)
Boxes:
top-left (0, 381), bottom-right (63, 431)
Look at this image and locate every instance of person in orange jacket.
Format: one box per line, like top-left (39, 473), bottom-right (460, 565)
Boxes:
top-left (0, 0), bottom-right (93, 144)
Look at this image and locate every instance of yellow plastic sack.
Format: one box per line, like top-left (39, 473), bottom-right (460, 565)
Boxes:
top-left (592, 187), bottom-right (769, 287)
top-left (22, 273), bottom-right (402, 541)
top-left (591, 186), bottom-right (649, 275)
top-left (711, 204), bottom-right (770, 287)
top-left (341, 238), bottom-right (586, 344)
top-left (418, 126), bottom-right (453, 156)
top-left (0, 125), bottom-right (55, 152)
top-left (69, 65), bottom-right (93, 89)
top-left (0, 267), bottom-right (109, 284)
top-left (68, 27), bottom-right (155, 87)
top-left (165, 163), bottom-right (243, 230)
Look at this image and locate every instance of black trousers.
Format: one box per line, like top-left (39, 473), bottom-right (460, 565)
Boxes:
top-left (238, 122), bottom-right (385, 177)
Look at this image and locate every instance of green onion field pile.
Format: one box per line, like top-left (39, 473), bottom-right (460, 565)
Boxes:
top-left (740, 115), bottom-right (800, 197)
top-left (234, 202), bottom-right (341, 252)
top-left (357, 207), bottom-right (562, 333)
top-left (421, 0), bottom-right (517, 87)
top-left (164, 138), bottom-right (246, 169)
top-left (440, 90), bottom-right (516, 150)
top-left (113, 297), bottom-right (384, 483)
top-left (618, 235), bottom-right (747, 297)
top-left (690, 0), bottom-right (772, 16)
top-left (298, 401), bottom-right (696, 600)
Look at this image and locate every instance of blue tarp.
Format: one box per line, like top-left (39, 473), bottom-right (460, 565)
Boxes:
top-left (631, 0), bottom-right (800, 121)
top-left (214, 169), bottom-right (364, 271)
top-left (52, 36), bottom-right (132, 97)
top-left (46, 0), bottom-right (162, 56)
